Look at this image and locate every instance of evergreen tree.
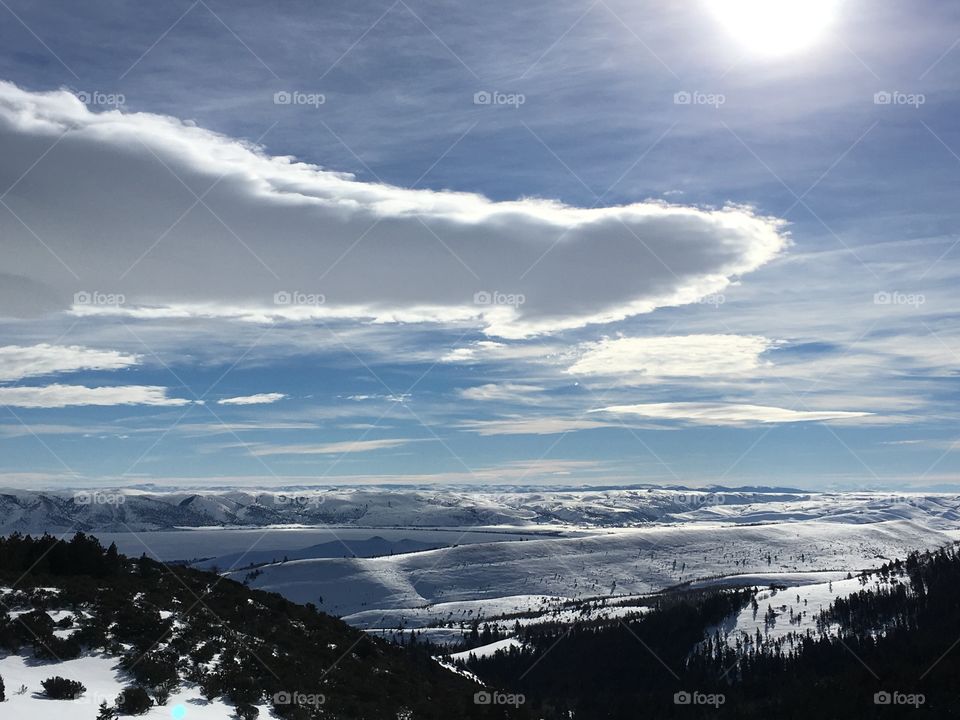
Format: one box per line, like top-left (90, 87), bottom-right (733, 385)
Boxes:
top-left (105, 543), bottom-right (122, 574)
top-left (41, 676), bottom-right (86, 699)
top-left (116, 687), bottom-right (153, 715)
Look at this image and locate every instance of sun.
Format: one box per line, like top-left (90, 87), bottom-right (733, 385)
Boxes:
top-left (705, 0), bottom-right (841, 57)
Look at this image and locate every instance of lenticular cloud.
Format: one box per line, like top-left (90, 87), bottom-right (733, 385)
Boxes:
top-left (0, 81), bottom-right (787, 337)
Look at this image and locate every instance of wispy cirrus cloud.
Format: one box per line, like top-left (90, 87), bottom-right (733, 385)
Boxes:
top-left (458, 383), bottom-right (545, 402)
top-left (441, 341), bottom-right (564, 363)
top-left (0, 384), bottom-right (191, 408)
top-left (0, 344), bottom-right (139, 382)
top-left (594, 402), bottom-right (872, 426)
top-left (242, 438), bottom-right (416, 456)
top-left (217, 392), bottom-right (286, 406)
top-left (459, 417), bottom-right (616, 436)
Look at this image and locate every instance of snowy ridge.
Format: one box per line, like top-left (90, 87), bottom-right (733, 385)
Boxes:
top-left (2, 487), bottom-right (959, 533)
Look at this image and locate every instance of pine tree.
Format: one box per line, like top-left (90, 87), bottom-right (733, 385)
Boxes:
top-left (105, 542), bottom-right (122, 574)
top-left (97, 700), bottom-right (116, 719)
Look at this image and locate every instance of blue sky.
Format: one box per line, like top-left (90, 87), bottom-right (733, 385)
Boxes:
top-left (0, 0), bottom-right (959, 489)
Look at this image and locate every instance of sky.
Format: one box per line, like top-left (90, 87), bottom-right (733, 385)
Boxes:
top-left (0, 0), bottom-right (959, 490)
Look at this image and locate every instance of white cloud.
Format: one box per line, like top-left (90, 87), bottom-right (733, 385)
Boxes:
top-left (217, 392), bottom-right (286, 405)
top-left (879, 438), bottom-right (960, 451)
top-left (441, 341), bottom-right (564, 363)
top-left (458, 383), bottom-right (544, 402)
top-left (0, 344), bottom-right (139, 381)
top-left (246, 438), bottom-right (413, 456)
top-left (0, 384), bottom-right (191, 408)
top-left (343, 393), bottom-right (410, 403)
top-left (567, 334), bottom-right (774, 380)
top-left (0, 423), bottom-right (116, 437)
top-left (0, 82), bottom-right (787, 337)
top-left (459, 417), bottom-right (615, 435)
top-left (593, 402), bottom-right (872, 426)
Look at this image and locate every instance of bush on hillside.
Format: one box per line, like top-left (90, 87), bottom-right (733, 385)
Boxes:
top-left (41, 675), bottom-right (86, 699)
top-left (116, 686), bottom-right (153, 715)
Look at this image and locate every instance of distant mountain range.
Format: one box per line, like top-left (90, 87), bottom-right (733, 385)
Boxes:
top-left (1, 487), bottom-right (957, 534)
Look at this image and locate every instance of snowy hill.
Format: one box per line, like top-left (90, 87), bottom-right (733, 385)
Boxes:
top-left (229, 517), bottom-right (960, 620)
top-left (191, 536), bottom-right (443, 571)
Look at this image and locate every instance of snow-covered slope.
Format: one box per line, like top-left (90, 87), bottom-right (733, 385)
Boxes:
top-left (0, 651), bottom-right (258, 719)
top-left (228, 516), bottom-right (960, 622)
top-left (191, 536), bottom-right (443, 571)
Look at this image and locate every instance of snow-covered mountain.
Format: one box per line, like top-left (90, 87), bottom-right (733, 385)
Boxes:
top-left (0, 488), bottom-right (527, 532)
top-left (3, 486), bottom-right (957, 533)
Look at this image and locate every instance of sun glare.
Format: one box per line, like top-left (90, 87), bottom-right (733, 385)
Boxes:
top-left (706, 0), bottom-right (840, 56)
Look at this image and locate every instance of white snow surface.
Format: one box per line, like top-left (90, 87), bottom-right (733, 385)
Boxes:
top-left (230, 517), bottom-right (959, 620)
top-left (449, 637), bottom-right (523, 662)
top-left (718, 573), bottom-right (906, 648)
top-left (0, 651), bottom-right (262, 719)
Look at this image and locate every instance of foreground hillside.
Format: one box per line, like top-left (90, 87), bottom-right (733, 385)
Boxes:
top-left (0, 533), bottom-right (527, 719)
